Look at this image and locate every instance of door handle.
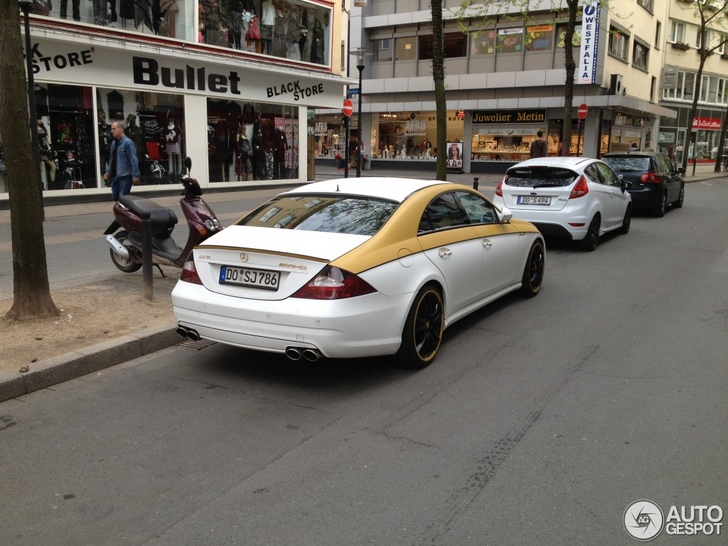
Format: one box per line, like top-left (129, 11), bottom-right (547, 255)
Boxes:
top-left (438, 247), bottom-right (452, 258)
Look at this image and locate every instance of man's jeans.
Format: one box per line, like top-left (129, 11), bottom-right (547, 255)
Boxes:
top-left (111, 175), bottom-right (133, 201)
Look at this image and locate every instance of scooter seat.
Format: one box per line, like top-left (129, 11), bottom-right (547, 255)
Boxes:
top-left (119, 195), bottom-right (178, 227)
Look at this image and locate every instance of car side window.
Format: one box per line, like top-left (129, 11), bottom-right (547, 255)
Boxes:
top-left (420, 192), bottom-right (470, 232)
top-left (596, 163), bottom-right (621, 187)
top-left (655, 154), bottom-right (671, 174)
top-left (454, 190), bottom-right (499, 224)
top-left (584, 164), bottom-right (605, 185)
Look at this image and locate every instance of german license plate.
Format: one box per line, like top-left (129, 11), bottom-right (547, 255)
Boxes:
top-left (517, 195), bottom-right (551, 205)
top-left (219, 265), bottom-right (280, 290)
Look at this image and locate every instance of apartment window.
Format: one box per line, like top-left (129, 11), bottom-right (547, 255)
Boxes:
top-left (608, 26), bottom-right (629, 61)
top-left (655, 21), bottom-right (661, 48)
top-left (419, 32), bottom-right (467, 60)
top-left (670, 21), bottom-right (685, 43)
top-left (637, 0), bottom-right (653, 11)
top-left (684, 72), bottom-right (695, 101)
top-left (395, 37), bottom-right (417, 61)
top-left (470, 31), bottom-right (495, 55)
top-left (718, 79), bottom-right (728, 104)
top-left (633, 41), bottom-right (649, 70)
top-left (697, 29), bottom-right (704, 49)
top-left (701, 75), bottom-right (718, 102)
top-left (718, 34), bottom-right (727, 55)
top-left (373, 39), bottom-right (392, 62)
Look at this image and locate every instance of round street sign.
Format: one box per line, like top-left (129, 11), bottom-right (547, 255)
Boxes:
top-left (343, 99), bottom-right (354, 117)
top-left (577, 103), bottom-right (588, 119)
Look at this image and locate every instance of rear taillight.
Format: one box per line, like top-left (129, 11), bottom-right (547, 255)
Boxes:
top-left (640, 172), bottom-right (663, 184)
top-left (495, 180), bottom-right (504, 197)
top-left (569, 175), bottom-right (589, 199)
top-left (292, 266), bottom-right (376, 300)
top-left (179, 258), bottom-right (203, 285)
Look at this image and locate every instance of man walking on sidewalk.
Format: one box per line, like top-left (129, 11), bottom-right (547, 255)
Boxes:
top-left (103, 121), bottom-right (140, 201)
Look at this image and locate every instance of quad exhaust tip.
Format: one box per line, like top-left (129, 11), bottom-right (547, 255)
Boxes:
top-left (176, 326), bottom-right (200, 342)
top-left (285, 347), bottom-right (323, 362)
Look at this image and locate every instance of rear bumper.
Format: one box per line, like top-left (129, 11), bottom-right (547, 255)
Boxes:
top-left (628, 186), bottom-right (663, 210)
top-left (172, 282), bottom-right (410, 359)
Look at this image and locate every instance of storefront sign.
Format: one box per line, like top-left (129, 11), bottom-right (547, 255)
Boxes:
top-left (692, 117), bottom-right (721, 130)
top-left (472, 110), bottom-right (546, 124)
top-left (26, 37), bottom-right (345, 108)
top-left (662, 65), bottom-right (677, 89)
top-left (578, 1), bottom-right (600, 84)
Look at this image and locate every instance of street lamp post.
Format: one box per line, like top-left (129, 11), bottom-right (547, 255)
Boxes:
top-left (18, 0), bottom-right (45, 220)
top-left (351, 49), bottom-right (367, 178)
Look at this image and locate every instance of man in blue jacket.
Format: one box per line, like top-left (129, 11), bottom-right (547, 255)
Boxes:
top-left (103, 121), bottom-right (140, 201)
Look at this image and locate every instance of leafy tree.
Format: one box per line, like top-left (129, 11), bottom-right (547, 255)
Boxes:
top-left (673, 0), bottom-right (728, 174)
top-left (431, 0), bottom-right (448, 180)
top-left (0, 0), bottom-right (59, 319)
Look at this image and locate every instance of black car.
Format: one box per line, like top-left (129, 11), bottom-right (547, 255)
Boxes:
top-left (601, 152), bottom-right (684, 217)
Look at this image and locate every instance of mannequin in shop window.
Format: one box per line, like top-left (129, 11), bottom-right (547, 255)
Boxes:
top-left (60, 0), bottom-right (81, 21)
top-left (273, 126), bottom-right (288, 179)
top-left (236, 122), bottom-right (253, 181)
top-left (260, 0), bottom-right (275, 54)
top-left (37, 117), bottom-right (57, 189)
top-left (163, 116), bottom-right (181, 175)
top-left (98, 110), bottom-right (111, 177)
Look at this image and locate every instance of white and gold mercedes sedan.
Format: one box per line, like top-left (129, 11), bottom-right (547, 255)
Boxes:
top-left (172, 177), bottom-right (545, 368)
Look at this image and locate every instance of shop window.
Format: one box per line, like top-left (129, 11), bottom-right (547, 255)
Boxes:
top-left (395, 37), bottom-right (416, 61)
top-left (525, 25), bottom-right (554, 52)
top-left (31, 0), bottom-right (193, 41)
top-left (97, 88), bottom-right (185, 187)
top-left (556, 24), bottom-right (582, 48)
top-left (207, 99), bottom-right (298, 183)
top-left (419, 32), bottom-right (467, 60)
top-left (497, 28), bottom-right (523, 53)
top-left (470, 30), bottom-right (495, 56)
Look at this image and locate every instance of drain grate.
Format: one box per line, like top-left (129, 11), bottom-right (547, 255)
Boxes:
top-left (178, 339), bottom-right (217, 351)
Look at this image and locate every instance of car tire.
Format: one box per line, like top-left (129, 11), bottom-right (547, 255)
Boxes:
top-left (673, 184), bottom-right (685, 209)
top-left (519, 240), bottom-right (545, 297)
top-left (653, 191), bottom-right (667, 217)
top-left (109, 230), bottom-right (143, 273)
top-left (397, 285), bottom-right (444, 369)
top-left (619, 204), bottom-right (632, 235)
top-left (579, 215), bottom-right (600, 252)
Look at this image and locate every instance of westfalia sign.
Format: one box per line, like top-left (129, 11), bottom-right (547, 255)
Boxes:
top-left (472, 110), bottom-right (546, 124)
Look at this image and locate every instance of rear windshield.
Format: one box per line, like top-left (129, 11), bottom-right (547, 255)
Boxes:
top-left (504, 167), bottom-right (578, 188)
top-left (236, 195), bottom-right (398, 236)
top-left (602, 157), bottom-right (651, 172)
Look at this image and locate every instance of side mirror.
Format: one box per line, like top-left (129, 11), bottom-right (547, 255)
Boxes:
top-left (184, 157), bottom-right (192, 175)
top-left (497, 206), bottom-right (513, 223)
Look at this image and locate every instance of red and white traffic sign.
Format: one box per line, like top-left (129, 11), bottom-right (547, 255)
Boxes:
top-left (577, 103), bottom-right (588, 119)
top-left (342, 99), bottom-right (354, 117)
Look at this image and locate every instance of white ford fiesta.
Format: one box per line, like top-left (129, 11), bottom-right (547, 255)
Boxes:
top-left (172, 177), bottom-right (545, 368)
top-left (493, 157), bottom-right (632, 251)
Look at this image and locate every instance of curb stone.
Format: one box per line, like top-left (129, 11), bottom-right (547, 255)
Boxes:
top-left (0, 322), bottom-right (178, 403)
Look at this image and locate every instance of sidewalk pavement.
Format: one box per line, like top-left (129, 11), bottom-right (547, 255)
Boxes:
top-left (1, 163), bottom-right (724, 403)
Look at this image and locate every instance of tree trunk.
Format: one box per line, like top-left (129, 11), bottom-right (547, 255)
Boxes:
top-left (561, 0), bottom-right (579, 157)
top-left (682, 54), bottom-right (707, 175)
top-left (0, 0), bottom-right (59, 319)
top-left (430, 0), bottom-right (447, 181)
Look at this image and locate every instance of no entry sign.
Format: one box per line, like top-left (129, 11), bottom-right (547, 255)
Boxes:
top-left (577, 103), bottom-right (588, 119)
top-left (342, 99), bottom-right (354, 117)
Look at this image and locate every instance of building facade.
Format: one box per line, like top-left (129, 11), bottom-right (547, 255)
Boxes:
top-left (320, 0), bottom-right (728, 174)
top-left (0, 0), bottom-right (351, 196)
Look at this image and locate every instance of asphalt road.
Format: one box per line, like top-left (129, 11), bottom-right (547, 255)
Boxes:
top-left (1, 178), bottom-right (727, 545)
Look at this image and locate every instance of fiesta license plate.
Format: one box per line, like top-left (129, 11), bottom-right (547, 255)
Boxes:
top-left (219, 265), bottom-right (280, 290)
top-left (517, 196), bottom-right (551, 205)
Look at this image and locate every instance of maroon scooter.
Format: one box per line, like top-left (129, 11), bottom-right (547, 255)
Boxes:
top-left (103, 158), bottom-right (222, 275)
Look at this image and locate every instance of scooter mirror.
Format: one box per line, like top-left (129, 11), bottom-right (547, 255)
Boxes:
top-left (184, 157), bottom-right (192, 175)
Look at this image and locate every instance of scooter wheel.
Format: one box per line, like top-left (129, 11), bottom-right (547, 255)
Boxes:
top-left (110, 230), bottom-right (143, 273)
